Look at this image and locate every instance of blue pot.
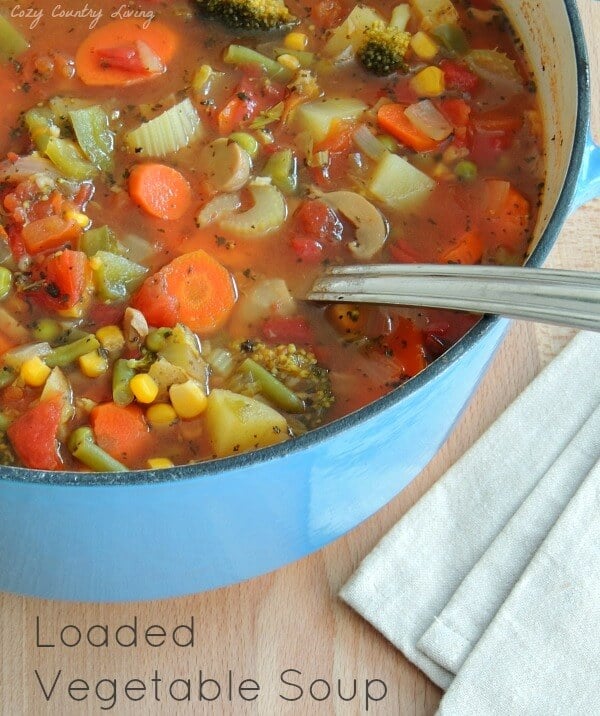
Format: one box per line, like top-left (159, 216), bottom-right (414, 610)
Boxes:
top-left (0, 0), bottom-right (598, 601)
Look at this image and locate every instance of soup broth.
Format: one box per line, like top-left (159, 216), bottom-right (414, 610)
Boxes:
top-left (0, 0), bottom-right (544, 470)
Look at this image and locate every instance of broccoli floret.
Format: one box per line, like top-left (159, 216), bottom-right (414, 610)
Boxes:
top-left (357, 24), bottom-right (411, 76)
top-left (196, 0), bottom-right (296, 31)
top-left (228, 339), bottom-right (334, 430)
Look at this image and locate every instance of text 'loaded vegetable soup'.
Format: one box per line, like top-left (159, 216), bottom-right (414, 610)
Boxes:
top-left (0, 0), bottom-right (544, 471)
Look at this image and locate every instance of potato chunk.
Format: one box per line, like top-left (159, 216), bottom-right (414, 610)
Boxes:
top-left (205, 389), bottom-right (289, 458)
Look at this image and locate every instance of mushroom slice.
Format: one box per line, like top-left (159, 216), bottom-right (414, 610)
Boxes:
top-left (196, 192), bottom-right (242, 228)
top-left (123, 307), bottom-right (149, 353)
top-left (219, 181), bottom-right (287, 237)
top-left (312, 189), bottom-right (388, 260)
top-left (199, 138), bottom-right (251, 193)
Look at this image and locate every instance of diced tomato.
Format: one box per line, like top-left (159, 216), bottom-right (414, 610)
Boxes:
top-left (311, 0), bottom-right (344, 29)
top-left (440, 98), bottom-right (472, 128)
top-left (21, 215), bottom-right (82, 255)
top-left (262, 315), bottom-right (315, 344)
top-left (289, 236), bottom-right (324, 263)
top-left (469, 129), bottom-right (513, 164)
top-left (7, 396), bottom-right (63, 470)
top-left (314, 122), bottom-right (355, 155)
top-left (87, 301), bottom-right (126, 327)
top-left (130, 270), bottom-right (179, 328)
top-left (28, 249), bottom-right (90, 311)
top-left (382, 317), bottom-right (427, 378)
top-left (393, 79), bottom-right (419, 104)
top-left (423, 310), bottom-right (479, 357)
top-left (294, 200), bottom-right (343, 242)
top-left (440, 60), bottom-right (480, 93)
top-left (217, 96), bottom-right (254, 135)
top-left (96, 45), bottom-right (146, 74)
top-left (217, 75), bottom-right (286, 134)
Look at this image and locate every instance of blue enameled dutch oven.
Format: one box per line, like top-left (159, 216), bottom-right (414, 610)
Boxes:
top-left (0, 0), bottom-right (598, 601)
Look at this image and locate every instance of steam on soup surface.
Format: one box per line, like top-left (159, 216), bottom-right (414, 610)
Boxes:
top-left (0, 0), bottom-right (543, 471)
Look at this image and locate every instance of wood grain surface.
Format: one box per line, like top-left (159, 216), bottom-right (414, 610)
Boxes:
top-left (1, 3), bottom-right (599, 714)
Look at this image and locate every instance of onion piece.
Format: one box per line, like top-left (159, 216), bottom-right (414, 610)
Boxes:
top-left (0, 152), bottom-right (60, 183)
top-left (404, 100), bottom-right (453, 141)
top-left (353, 125), bottom-right (388, 161)
top-left (136, 40), bottom-right (165, 75)
top-left (484, 179), bottom-right (510, 213)
top-left (2, 342), bottom-right (52, 370)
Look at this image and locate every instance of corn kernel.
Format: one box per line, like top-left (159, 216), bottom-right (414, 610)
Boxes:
top-left (410, 66), bottom-right (445, 97)
top-left (130, 373), bottom-right (159, 404)
top-left (64, 210), bottom-right (91, 228)
top-left (79, 350), bottom-right (108, 378)
top-left (169, 380), bottom-right (208, 419)
top-left (96, 325), bottom-right (125, 353)
top-left (410, 31), bottom-right (439, 61)
top-left (146, 403), bottom-right (178, 427)
top-left (277, 53), bottom-right (301, 71)
top-left (284, 32), bottom-right (308, 51)
top-left (147, 457), bottom-right (175, 469)
top-left (20, 356), bottom-right (51, 387)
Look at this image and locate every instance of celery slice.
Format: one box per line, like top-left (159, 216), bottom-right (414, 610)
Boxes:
top-left (0, 15), bottom-right (29, 62)
top-left (124, 98), bottom-right (203, 157)
top-left (69, 105), bottom-right (114, 172)
top-left (44, 137), bottom-right (97, 180)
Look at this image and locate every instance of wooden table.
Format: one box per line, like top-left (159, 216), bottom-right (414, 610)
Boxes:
top-left (2, 3), bottom-right (598, 713)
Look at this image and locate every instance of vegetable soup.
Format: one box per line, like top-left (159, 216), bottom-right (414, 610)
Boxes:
top-left (0, 0), bottom-right (544, 471)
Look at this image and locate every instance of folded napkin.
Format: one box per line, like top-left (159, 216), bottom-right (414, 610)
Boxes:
top-left (340, 331), bottom-right (600, 712)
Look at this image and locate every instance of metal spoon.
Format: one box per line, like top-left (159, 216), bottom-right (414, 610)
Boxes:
top-left (306, 264), bottom-right (600, 331)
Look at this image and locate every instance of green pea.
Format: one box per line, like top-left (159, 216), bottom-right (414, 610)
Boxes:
top-left (31, 318), bottom-right (63, 343)
top-left (455, 160), bottom-right (478, 182)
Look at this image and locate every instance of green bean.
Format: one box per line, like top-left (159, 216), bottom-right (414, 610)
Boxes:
top-left (229, 132), bottom-right (260, 159)
top-left (44, 335), bottom-right (100, 368)
top-left (0, 367), bottom-right (15, 389)
top-left (112, 358), bottom-right (135, 406)
top-left (0, 412), bottom-right (12, 432)
top-left (455, 160), bottom-right (478, 182)
top-left (68, 427), bottom-right (128, 473)
top-left (0, 267), bottom-right (12, 300)
top-left (31, 318), bottom-right (63, 343)
top-left (223, 44), bottom-right (292, 82)
top-left (275, 47), bottom-right (315, 67)
top-left (240, 358), bottom-right (304, 413)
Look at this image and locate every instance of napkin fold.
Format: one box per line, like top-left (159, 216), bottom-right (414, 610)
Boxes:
top-left (339, 331), bottom-right (600, 709)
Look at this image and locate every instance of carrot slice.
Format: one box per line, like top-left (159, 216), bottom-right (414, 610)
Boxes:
top-left (75, 19), bottom-right (178, 86)
top-left (439, 230), bottom-right (484, 265)
top-left (128, 163), bottom-right (192, 221)
top-left (132, 249), bottom-right (237, 335)
top-left (481, 183), bottom-right (530, 251)
top-left (90, 403), bottom-right (152, 465)
top-left (377, 103), bottom-right (440, 153)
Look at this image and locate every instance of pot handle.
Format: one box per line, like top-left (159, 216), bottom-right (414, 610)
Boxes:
top-left (571, 129), bottom-right (600, 210)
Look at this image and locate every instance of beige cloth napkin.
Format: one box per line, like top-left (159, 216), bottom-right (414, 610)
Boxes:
top-left (340, 331), bottom-right (600, 710)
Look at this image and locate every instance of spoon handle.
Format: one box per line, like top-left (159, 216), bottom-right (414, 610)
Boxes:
top-left (307, 265), bottom-right (600, 332)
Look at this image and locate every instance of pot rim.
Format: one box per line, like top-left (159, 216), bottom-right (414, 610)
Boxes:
top-left (1, 0), bottom-right (590, 487)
